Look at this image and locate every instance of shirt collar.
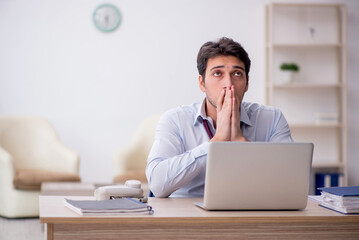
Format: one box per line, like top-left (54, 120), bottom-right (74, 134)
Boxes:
top-left (194, 98), bottom-right (253, 127)
top-left (194, 99), bottom-right (207, 126)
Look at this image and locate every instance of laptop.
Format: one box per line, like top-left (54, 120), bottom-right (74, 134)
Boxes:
top-left (195, 142), bottom-right (313, 210)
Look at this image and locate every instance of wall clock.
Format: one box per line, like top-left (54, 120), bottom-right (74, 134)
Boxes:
top-left (93, 4), bottom-right (121, 32)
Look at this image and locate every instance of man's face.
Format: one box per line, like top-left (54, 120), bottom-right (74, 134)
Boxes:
top-left (199, 55), bottom-right (249, 109)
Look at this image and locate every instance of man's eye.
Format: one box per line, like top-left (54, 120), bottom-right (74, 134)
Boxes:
top-left (213, 72), bottom-right (221, 77)
top-left (234, 72), bottom-right (243, 77)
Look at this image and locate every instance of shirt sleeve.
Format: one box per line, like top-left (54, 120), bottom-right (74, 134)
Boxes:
top-left (269, 109), bottom-right (293, 143)
top-left (146, 112), bottom-right (208, 198)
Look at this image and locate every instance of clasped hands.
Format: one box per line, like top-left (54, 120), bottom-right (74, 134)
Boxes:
top-left (210, 86), bottom-right (248, 142)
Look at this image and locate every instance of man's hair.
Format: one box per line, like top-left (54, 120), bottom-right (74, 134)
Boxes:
top-left (197, 37), bottom-right (251, 80)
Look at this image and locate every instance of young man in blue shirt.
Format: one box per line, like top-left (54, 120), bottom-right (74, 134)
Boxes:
top-left (146, 37), bottom-right (292, 198)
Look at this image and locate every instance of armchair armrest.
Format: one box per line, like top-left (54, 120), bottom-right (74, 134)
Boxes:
top-left (0, 145), bottom-right (16, 190)
top-left (0, 145), bottom-right (42, 218)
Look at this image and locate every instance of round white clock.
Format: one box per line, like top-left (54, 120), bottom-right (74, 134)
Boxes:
top-left (93, 4), bottom-right (121, 32)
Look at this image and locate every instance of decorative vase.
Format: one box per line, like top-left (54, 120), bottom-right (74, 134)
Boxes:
top-left (280, 71), bottom-right (293, 84)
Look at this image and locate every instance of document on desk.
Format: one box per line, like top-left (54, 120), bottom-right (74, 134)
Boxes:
top-left (64, 198), bottom-right (154, 215)
top-left (317, 186), bottom-right (359, 214)
top-left (308, 195), bottom-right (322, 203)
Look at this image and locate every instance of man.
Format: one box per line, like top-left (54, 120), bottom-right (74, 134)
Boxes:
top-left (146, 37), bottom-right (292, 198)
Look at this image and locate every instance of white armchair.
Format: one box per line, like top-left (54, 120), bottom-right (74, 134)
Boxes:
top-left (0, 116), bottom-right (80, 218)
top-left (113, 115), bottom-right (160, 183)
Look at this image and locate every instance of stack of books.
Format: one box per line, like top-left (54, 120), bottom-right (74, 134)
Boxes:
top-left (318, 186), bottom-right (359, 214)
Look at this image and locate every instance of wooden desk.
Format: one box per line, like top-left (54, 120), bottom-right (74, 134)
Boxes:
top-left (40, 196), bottom-right (359, 240)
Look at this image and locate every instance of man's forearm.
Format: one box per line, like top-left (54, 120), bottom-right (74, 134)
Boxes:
top-left (146, 142), bottom-right (208, 197)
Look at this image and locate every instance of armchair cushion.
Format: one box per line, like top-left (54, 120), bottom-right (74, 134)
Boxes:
top-left (13, 169), bottom-right (81, 190)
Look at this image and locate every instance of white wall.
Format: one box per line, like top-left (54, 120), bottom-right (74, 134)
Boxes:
top-left (1, 0), bottom-right (358, 184)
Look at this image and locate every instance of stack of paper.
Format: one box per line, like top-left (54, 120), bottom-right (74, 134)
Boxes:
top-left (318, 186), bottom-right (359, 214)
top-left (64, 198), bottom-right (153, 215)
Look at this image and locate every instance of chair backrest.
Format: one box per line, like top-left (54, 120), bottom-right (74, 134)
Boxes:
top-left (0, 116), bottom-right (59, 170)
top-left (113, 114), bottom-right (161, 178)
top-left (126, 115), bottom-right (161, 171)
top-left (131, 115), bottom-right (161, 163)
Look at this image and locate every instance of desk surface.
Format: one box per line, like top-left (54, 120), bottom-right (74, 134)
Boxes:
top-left (40, 196), bottom-right (358, 222)
top-left (40, 196), bottom-right (359, 240)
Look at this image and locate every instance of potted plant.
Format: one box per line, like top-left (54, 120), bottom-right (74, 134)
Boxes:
top-left (279, 62), bottom-right (300, 84)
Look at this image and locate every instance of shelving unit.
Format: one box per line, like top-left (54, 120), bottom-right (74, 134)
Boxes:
top-left (265, 3), bottom-right (347, 192)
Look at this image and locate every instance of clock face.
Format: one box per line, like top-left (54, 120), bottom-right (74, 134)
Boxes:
top-left (93, 4), bottom-right (121, 32)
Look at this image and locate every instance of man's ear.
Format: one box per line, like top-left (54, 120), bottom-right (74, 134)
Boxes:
top-left (199, 75), bottom-right (206, 93)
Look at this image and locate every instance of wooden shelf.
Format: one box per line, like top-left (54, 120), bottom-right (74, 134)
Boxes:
top-left (270, 83), bottom-right (341, 89)
top-left (289, 122), bottom-right (341, 128)
top-left (312, 161), bottom-right (343, 169)
top-left (271, 3), bottom-right (345, 8)
top-left (267, 43), bottom-right (342, 48)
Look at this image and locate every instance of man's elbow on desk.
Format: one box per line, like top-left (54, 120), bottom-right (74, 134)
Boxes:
top-left (148, 181), bottom-right (171, 198)
top-left (146, 160), bottom-right (174, 197)
top-left (146, 169), bottom-right (171, 198)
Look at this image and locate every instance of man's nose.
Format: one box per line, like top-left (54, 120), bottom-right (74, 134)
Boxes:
top-left (223, 74), bottom-right (233, 88)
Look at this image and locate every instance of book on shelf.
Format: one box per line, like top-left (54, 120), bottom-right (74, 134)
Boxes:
top-left (315, 173), bottom-right (343, 195)
top-left (318, 186), bottom-right (359, 214)
top-left (64, 197), bottom-right (154, 216)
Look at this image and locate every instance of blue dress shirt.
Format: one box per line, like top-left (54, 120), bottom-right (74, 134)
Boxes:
top-left (146, 99), bottom-right (293, 198)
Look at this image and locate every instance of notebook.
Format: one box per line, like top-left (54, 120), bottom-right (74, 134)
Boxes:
top-left (195, 142), bottom-right (313, 210)
top-left (64, 198), bottom-right (153, 215)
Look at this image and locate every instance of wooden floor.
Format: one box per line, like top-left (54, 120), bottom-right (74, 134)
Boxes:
top-left (0, 217), bottom-right (44, 240)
